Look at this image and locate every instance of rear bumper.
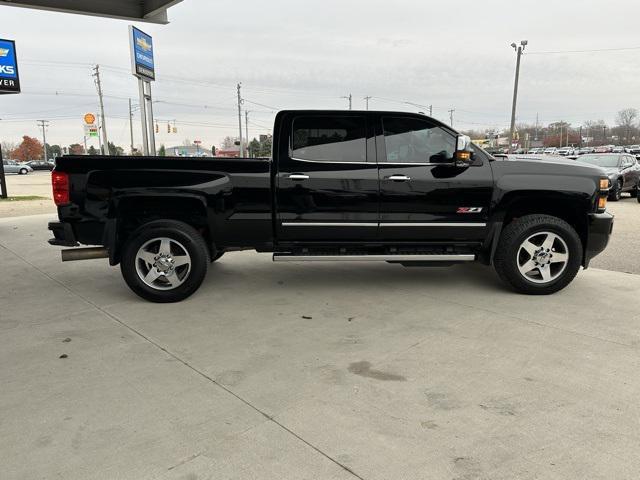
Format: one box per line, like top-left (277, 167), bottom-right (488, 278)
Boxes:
top-left (584, 212), bottom-right (614, 267)
top-left (48, 222), bottom-right (79, 247)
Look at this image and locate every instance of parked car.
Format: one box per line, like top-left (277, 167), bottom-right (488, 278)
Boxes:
top-left (577, 153), bottom-right (640, 200)
top-left (527, 148), bottom-right (543, 154)
top-left (26, 160), bottom-right (54, 171)
top-left (557, 147), bottom-right (575, 156)
top-left (48, 109), bottom-right (614, 302)
top-left (612, 146), bottom-right (625, 153)
top-left (627, 145), bottom-right (640, 155)
top-left (577, 147), bottom-right (594, 155)
top-left (594, 145), bottom-right (613, 153)
top-left (543, 147), bottom-right (558, 154)
top-left (2, 160), bottom-right (33, 174)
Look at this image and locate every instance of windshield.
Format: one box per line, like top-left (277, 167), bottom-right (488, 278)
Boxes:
top-left (578, 155), bottom-right (620, 167)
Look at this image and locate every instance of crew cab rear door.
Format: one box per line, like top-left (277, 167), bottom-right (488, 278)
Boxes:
top-left (275, 112), bottom-right (378, 242)
top-left (376, 114), bottom-right (493, 242)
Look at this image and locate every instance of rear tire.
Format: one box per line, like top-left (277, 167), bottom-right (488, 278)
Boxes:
top-left (120, 220), bottom-right (209, 303)
top-left (19, 168), bottom-right (27, 175)
top-left (494, 214), bottom-right (583, 295)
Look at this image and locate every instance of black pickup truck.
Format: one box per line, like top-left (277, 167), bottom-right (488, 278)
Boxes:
top-left (49, 110), bottom-right (613, 302)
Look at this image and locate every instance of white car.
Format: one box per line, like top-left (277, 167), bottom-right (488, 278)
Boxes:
top-left (557, 147), bottom-right (574, 156)
top-left (543, 147), bottom-right (558, 154)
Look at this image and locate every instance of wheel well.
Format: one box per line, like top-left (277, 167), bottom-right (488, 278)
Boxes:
top-left (112, 196), bottom-right (213, 261)
top-left (502, 197), bottom-right (588, 251)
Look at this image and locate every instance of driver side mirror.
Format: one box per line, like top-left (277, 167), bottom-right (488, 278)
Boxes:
top-left (454, 135), bottom-right (473, 167)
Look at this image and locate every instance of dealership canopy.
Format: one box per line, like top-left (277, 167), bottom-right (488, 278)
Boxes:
top-left (0, 0), bottom-right (183, 24)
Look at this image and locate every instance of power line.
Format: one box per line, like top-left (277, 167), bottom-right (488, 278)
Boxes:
top-left (526, 46), bottom-right (640, 55)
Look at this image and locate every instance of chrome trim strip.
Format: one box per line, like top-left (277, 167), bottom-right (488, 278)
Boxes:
top-left (282, 222), bottom-right (378, 227)
top-left (273, 254), bottom-right (476, 262)
top-left (289, 157), bottom-right (370, 165)
top-left (380, 222), bottom-right (487, 227)
top-left (281, 222), bottom-right (486, 227)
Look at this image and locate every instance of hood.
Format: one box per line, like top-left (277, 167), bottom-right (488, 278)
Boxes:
top-left (601, 167), bottom-right (620, 175)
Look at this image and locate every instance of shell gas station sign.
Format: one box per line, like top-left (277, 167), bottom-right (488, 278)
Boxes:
top-left (83, 113), bottom-right (98, 138)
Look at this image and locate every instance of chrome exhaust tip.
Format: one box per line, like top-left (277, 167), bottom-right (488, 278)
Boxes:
top-left (61, 247), bottom-right (109, 262)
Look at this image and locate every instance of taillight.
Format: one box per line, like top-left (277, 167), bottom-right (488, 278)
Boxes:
top-left (51, 171), bottom-right (69, 206)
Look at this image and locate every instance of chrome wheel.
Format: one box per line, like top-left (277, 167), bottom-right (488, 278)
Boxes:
top-left (135, 237), bottom-right (191, 290)
top-left (517, 231), bottom-right (569, 284)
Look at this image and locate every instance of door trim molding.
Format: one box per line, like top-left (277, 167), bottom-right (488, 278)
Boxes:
top-left (380, 222), bottom-right (487, 227)
top-left (281, 222), bottom-right (487, 228)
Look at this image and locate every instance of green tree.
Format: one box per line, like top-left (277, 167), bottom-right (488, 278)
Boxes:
top-left (248, 139), bottom-right (260, 158)
top-left (46, 144), bottom-right (62, 158)
top-left (88, 145), bottom-right (98, 155)
top-left (107, 141), bottom-right (124, 156)
top-left (158, 144), bottom-right (166, 156)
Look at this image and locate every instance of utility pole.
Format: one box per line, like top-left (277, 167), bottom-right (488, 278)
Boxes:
top-left (579, 126), bottom-right (583, 147)
top-left (83, 135), bottom-right (88, 155)
top-left (363, 96), bottom-right (372, 110)
top-left (237, 83), bottom-right (244, 157)
top-left (429, 105), bottom-right (433, 117)
top-left (92, 65), bottom-right (108, 155)
top-left (448, 109), bottom-right (455, 127)
top-left (535, 113), bottom-right (539, 141)
top-left (37, 120), bottom-right (50, 160)
top-left (245, 110), bottom-right (250, 158)
top-left (508, 40), bottom-right (528, 153)
top-left (129, 98), bottom-right (135, 155)
top-left (341, 94), bottom-right (352, 110)
top-left (603, 126), bottom-right (607, 144)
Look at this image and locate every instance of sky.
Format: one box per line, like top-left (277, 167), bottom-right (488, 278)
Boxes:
top-left (1, 0), bottom-right (640, 151)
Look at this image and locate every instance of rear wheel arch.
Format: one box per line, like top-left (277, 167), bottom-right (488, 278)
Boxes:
top-left (110, 195), bottom-right (217, 264)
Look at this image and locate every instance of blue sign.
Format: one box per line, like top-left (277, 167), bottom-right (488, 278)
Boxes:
top-left (0, 39), bottom-right (20, 94)
top-left (129, 26), bottom-right (155, 81)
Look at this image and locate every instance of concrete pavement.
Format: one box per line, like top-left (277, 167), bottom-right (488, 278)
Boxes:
top-left (1, 214), bottom-right (640, 479)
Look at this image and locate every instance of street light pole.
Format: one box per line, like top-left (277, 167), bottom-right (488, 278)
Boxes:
top-left (508, 40), bottom-right (528, 153)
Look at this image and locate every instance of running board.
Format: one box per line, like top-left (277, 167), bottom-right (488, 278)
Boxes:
top-left (273, 254), bottom-right (475, 262)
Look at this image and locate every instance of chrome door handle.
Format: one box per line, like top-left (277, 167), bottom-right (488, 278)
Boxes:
top-left (387, 175), bottom-right (411, 181)
top-left (288, 174), bottom-right (310, 180)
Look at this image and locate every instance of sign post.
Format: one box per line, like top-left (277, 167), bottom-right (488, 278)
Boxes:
top-left (129, 26), bottom-right (156, 156)
top-left (0, 38), bottom-right (21, 198)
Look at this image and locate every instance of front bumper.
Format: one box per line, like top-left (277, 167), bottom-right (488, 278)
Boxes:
top-left (48, 222), bottom-right (79, 247)
top-left (584, 212), bottom-right (614, 267)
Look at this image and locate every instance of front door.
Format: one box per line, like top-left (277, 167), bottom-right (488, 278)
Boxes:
top-left (275, 113), bottom-right (379, 242)
top-left (376, 115), bottom-right (493, 242)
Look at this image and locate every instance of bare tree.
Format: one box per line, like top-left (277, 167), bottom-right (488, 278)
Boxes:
top-left (615, 109), bottom-right (639, 144)
top-left (616, 108), bottom-right (638, 128)
top-left (222, 136), bottom-right (239, 150)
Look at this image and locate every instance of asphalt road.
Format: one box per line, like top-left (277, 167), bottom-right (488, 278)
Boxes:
top-left (1, 214), bottom-right (640, 479)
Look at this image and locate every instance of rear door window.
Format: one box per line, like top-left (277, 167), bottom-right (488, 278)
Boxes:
top-left (291, 116), bottom-right (367, 163)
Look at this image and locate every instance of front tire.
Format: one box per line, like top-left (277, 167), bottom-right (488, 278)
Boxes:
top-left (494, 215), bottom-right (583, 295)
top-left (609, 180), bottom-right (622, 201)
top-left (19, 168), bottom-right (28, 175)
top-left (120, 220), bottom-right (209, 303)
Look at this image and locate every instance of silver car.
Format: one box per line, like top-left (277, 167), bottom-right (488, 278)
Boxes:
top-left (2, 160), bottom-right (33, 174)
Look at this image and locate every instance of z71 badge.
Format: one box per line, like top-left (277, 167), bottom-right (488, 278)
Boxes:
top-left (457, 207), bottom-right (483, 213)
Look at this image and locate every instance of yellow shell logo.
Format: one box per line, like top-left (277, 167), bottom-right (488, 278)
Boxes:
top-left (136, 37), bottom-right (152, 52)
top-left (0, 48), bottom-right (9, 57)
top-left (84, 113), bottom-right (96, 125)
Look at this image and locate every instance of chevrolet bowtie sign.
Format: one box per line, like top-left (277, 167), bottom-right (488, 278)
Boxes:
top-left (0, 39), bottom-right (20, 94)
top-left (129, 26), bottom-right (155, 81)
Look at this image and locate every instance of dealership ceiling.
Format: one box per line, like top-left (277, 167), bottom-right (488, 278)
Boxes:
top-left (0, 0), bottom-right (183, 23)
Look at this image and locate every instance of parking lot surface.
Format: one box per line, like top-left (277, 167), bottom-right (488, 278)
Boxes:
top-left (2, 214), bottom-right (640, 479)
